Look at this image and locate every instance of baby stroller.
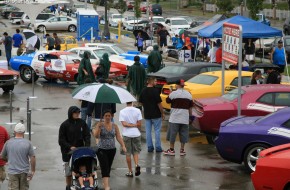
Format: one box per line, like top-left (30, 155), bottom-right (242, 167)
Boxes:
top-left (70, 147), bottom-right (98, 190)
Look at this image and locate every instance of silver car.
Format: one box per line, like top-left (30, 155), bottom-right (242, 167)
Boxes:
top-left (35, 16), bottom-right (77, 32)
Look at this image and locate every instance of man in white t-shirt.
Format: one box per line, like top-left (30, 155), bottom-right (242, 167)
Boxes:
top-left (119, 102), bottom-right (142, 177)
top-left (207, 41), bottom-right (218, 63)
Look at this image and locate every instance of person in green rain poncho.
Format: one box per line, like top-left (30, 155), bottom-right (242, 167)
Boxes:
top-left (101, 53), bottom-right (111, 79)
top-left (126, 56), bottom-right (146, 106)
top-left (147, 45), bottom-right (163, 73)
top-left (77, 51), bottom-right (95, 85)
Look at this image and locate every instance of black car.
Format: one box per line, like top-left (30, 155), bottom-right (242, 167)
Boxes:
top-left (147, 63), bottom-right (222, 89)
top-left (150, 4), bottom-right (162, 16)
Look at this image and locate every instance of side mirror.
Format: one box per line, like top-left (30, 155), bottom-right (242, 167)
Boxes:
top-left (225, 86), bottom-right (236, 92)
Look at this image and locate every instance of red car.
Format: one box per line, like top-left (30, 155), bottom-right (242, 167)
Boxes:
top-left (0, 68), bottom-right (19, 92)
top-left (140, 2), bottom-right (148, 13)
top-left (126, 1), bottom-right (134, 11)
top-left (252, 143), bottom-right (290, 190)
top-left (192, 84), bottom-right (290, 142)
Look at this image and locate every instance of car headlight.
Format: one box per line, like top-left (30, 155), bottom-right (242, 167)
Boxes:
top-left (13, 75), bottom-right (18, 80)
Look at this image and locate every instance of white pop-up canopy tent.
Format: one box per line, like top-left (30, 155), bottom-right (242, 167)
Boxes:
top-left (5, 0), bottom-right (70, 30)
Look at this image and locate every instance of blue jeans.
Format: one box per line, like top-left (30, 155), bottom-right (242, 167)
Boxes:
top-left (81, 108), bottom-right (90, 130)
top-left (5, 49), bottom-right (11, 64)
top-left (145, 118), bottom-right (162, 151)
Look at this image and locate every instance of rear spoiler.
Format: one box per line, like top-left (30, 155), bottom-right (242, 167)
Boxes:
top-left (259, 143), bottom-right (290, 158)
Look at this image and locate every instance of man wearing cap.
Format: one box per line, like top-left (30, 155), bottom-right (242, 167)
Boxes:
top-left (0, 125), bottom-right (9, 188)
top-left (270, 39), bottom-right (286, 73)
top-left (59, 106), bottom-right (91, 190)
top-left (164, 79), bottom-right (193, 156)
top-left (1, 123), bottom-right (36, 190)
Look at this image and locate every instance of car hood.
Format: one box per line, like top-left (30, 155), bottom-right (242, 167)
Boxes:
top-left (196, 97), bottom-right (229, 106)
top-left (221, 116), bottom-right (261, 128)
top-left (0, 68), bottom-right (19, 75)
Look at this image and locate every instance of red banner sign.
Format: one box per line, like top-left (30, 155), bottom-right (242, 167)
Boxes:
top-left (222, 23), bottom-right (242, 64)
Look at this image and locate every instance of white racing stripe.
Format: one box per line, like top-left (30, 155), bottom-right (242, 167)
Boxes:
top-left (247, 103), bottom-right (285, 113)
top-left (268, 127), bottom-right (290, 138)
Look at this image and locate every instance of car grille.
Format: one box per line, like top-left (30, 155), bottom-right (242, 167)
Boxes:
top-left (0, 75), bottom-right (13, 80)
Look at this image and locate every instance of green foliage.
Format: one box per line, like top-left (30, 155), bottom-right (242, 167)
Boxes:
top-left (216, 0), bottom-right (234, 13)
top-left (115, 0), bottom-right (127, 14)
top-left (156, 0), bottom-right (160, 3)
top-left (246, 0), bottom-right (263, 20)
top-left (134, 0), bottom-right (141, 18)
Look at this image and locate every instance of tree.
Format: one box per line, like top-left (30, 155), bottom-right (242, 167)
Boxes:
top-left (246, 0), bottom-right (263, 20)
top-left (216, 0), bottom-right (234, 13)
top-left (115, 0), bottom-right (127, 15)
top-left (134, 0), bottom-right (141, 19)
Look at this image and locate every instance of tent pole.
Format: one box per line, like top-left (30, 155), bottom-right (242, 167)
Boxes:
top-left (194, 35), bottom-right (198, 62)
top-left (281, 35), bottom-right (290, 82)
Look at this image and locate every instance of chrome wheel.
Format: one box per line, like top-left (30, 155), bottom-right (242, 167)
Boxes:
top-left (68, 25), bottom-right (76, 32)
top-left (243, 144), bottom-right (269, 172)
top-left (38, 25), bottom-right (45, 33)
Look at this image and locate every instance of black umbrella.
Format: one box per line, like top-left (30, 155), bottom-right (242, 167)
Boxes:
top-left (250, 63), bottom-right (280, 71)
top-left (23, 29), bottom-right (41, 50)
top-left (133, 29), bottom-right (150, 41)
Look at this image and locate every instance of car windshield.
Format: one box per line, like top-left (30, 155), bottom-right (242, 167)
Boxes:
top-left (159, 66), bottom-right (187, 74)
top-left (153, 17), bottom-right (165, 22)
top-left (172, 19), bottom-right (188, 25)
top-left (180, 17), bottom-right (192, 23)
top-left (111, 45), bottom-right (125, 54)
top-left (74, 4), bottom-right (85, 8)
top-left (113, 15), bottom-right (122, 19)
top-left (127, 16), bottom-right (136, 20)
top-left (187, 75), bottom-right (218, 85)
top-left (93, 49), bottom-right (112, 58)
top-left (255, 111), bottom-right (277, 123)
top-left (222, 88), bottom-right (245, 101)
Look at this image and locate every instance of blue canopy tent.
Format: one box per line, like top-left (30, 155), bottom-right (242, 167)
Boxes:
top-left (198, 15), bottom-right (282, 38)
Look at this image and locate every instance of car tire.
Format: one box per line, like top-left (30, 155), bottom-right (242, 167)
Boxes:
top-left (37, 25), bottom-right (46, 33)
top-left (243, 143), bottom-right (269, 173)
top-left (2, 85), bottom-right (14, 93)
top-left (20, 65), bottom-right (39, 83)
top-left (284, 183), bottom-right (290, 190)
top-left (68, 25), bottom-right (76, 32)
top-left (205, 135), bottom-right (215, 144)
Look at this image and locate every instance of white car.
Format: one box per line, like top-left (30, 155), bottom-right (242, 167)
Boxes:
top-left (122, 16), bottom-right (140, 29)
top-left (164, 17), bottom-right (190, 32)
top-left (35, 16), bottom-right (77, 32)
top-left (21, 13), bottom-right (55, 28)
top-left (68, 47), bottom-right (114, 64)
top-left (109, 13), bottom-right (122, 27)
top-left (125, 19), bottom-right (150, 31)
top-left (67, 47), bottom-right (134, 75)
top-left (84, 43), bottom-right (126, 55)
top-left (150, 16), bottom-right (166, 25)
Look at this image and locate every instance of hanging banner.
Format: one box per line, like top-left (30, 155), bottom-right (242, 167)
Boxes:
top-left (222, 23), bottom-right (242, 64)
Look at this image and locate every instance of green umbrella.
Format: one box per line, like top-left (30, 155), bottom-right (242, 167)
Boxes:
top-left (72, 83), bottom-right (136, 104)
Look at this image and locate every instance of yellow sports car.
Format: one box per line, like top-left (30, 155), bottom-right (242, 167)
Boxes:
top-left (160, 70), bottom-right (253, 110)
top-left (45, 35), bottom-right (78, 51)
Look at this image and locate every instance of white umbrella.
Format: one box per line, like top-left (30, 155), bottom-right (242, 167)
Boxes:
top-left (72, 83), bottom-right (136, 104)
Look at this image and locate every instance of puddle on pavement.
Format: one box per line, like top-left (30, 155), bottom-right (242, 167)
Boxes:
top-left (0, 106), bottom-right (20, 112)
top-left (200, 167), bottom-right (235, 173)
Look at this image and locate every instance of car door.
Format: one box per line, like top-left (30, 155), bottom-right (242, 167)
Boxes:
top-left (45, 17), bottom-right (59, 30)
top-left (31, 53), bottom-right (47, 76)
top-left (59, 17), bottom-right (69, 30)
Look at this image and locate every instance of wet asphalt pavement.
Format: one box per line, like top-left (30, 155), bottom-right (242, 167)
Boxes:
top-left (0, 8), bottom-right (256, 189)
top-left (0, 79), bottom-right (255, 190)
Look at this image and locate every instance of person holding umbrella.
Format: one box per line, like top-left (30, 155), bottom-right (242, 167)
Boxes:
top-left (77, 51), bottom-right (95, 85)
top-left (135, 32), bottom-right (144, 52)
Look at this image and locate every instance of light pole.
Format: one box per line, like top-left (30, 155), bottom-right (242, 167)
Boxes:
top-left (103, 0), bottom-right (110, 40)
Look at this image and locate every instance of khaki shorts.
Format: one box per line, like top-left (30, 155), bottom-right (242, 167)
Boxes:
top-left (8, 173), bottom-right (29, 190)
top-left (123, 136), bottom-right (141, 156)
top-left (0, 166), bottom-right (6, 182)
top-left (63, 162), bottom-right (71, 177)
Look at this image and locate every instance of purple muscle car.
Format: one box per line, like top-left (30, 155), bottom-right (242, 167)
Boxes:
top-left (215, 107), bottom-right (290, 172)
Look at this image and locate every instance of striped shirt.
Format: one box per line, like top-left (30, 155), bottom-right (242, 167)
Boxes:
top-left (166, 88), bottom-right (193, 124)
